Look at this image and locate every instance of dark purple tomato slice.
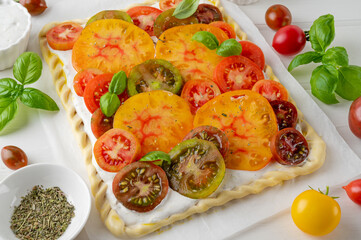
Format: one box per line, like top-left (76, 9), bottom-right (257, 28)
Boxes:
top-left (270, 100), bottom-right (298, 130)
top-left (194, 4), bottom-right (223, 24)
top-left (91, 108), bottom-right (114, 138)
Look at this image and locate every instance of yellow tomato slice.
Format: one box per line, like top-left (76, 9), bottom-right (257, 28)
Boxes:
top-left (72, 19), bottom-right (155, 75)
top-left (194, 90), bottom-right (278, 171)
top-left (113, 90), bottom-right (194, 156)
top-left (155, 24), bottom-right (228, 82)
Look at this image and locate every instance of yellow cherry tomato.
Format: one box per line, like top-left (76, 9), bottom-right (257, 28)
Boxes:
top-left (291, 189), bottom-right (341, 236)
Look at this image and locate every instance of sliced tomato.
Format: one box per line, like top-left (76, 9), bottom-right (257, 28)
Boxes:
top-left (239, 40), bottom-right (266, 70)
top-left (194, 90), bottom-right (278, 171)
top-left (94, 128), bottom-right (141, 172)
top-left (251, 79), bottom-right (289, 102)
top-left (73, 68), bottom-right (103, 97)
top-left (210, 21), bottom-right (236, 39)
top-left (194, 4), bottom-right (223, 24)
top-left (270, 128), bottom-right (309, 166)
top-left (86, 10), bottom-right (133, 26)
top-left (113, 90), bottom-right (193, 156)
top-left (46, 22), bottom-right (83, 51)
top-left (127, 6), bottom-right (162, 36)
top-left (91, 108), bottom-right (114, 138)
top-left (213, 55), bottom-right (264, 92)
top-left (181, 79), bottom-right (221, 114)
top-left (270, 100), bottom-right (298, 130)
top-left (159, 0), bottom-right (182, 11)
top-left (112, 161), bottom-right (169, 212)
top-left (183, 125), bottom-right (229, 157)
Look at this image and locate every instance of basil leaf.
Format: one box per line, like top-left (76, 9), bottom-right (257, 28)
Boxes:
top-left (100, 92), bottom-right (120, 117)
top-left (139, 151), bottom-right (171, 166)
top-left (336, 65), bottom-right (361, 100)
top-left (173, 0), bottom-right (199, 19)
top-left (309, 14), bottom-right (335, 53)
top-left (288, 51), bottom-right (323, 71)
top-left (192, 31), bottom-right (219, 50)
top-left (20, 88), bottom-right (59, 111)
top-left (310, 65), bottom-right (339, 104)
top-left (322, 47), bottom-right (349, 67)
top-left (216, 39), bottom-right (242, 57)
top-left (13, 52), bottom-right (43, 85)
top-left (109, 71), bottom-right (127, 95)
top-left (0, 98), bottom-right (18, 132)
top-left (0, 78), bottom-right (23, 99)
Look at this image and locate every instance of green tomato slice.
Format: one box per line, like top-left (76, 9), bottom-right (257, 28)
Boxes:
top-left (127, 59), bottom-right (184, 96)
top-left (86, 10), bottom-right (133, 26)
top-left (166, 139), bottom-right (225, 199)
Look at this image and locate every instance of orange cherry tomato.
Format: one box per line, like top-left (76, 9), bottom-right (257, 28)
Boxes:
top-left (159, 0), bottom-right (182, 11)
top-left (210, 21), bottom-right (236, 39)
top-left (194, 90), bottom-right (278, 170)
top-left (251, 79), bottom-right (289, 101)
top-left (94, 128), bottom-right (141, 172)
top-left (113, 90), bottom-right (193, 156)
top-left (73, 68), bottom-right (103, 97)
top-left (238, 40), bottom-right (266, 70)
top-left (46, 22), bottom-right (83, 51)
top-left (127, 6), bottom-right (162, 36)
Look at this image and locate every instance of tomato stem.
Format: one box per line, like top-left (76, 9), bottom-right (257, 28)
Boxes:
top-left (304, 31), bottom-right (310, 41)
top-left (309, 186), bottom-right (339, 199)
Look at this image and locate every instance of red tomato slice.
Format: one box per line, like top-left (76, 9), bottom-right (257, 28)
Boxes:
top-left (251, 79), bottom-right (289, 101)
top-left (159, 0), bottom-right (182, 11)
top-left (94, 128), bottom-right (141, 172)
top-left (213, 55), bottom-right (264, 92)
top-left (127, 6), bottom-right (162, 36)
top-left (73, 68), bottom-right (103, 97)
top-left (46, 22), bottom-right (83, 51)
top-left (239, 41), bottom-right (265, 70)
top-left (91, 108), bottom-right (114, 138)
top-left (210, 21), bottom-right (236, 39)
top-left (181, 79), bottom-right (221, 114)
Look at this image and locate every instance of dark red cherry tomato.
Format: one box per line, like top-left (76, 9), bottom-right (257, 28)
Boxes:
top-left (270, 128), bottom-right (309, 166)
top-left (343, 179), bottom-right (361, 205)
top-left (265, 4), bottom-right (292, 31)
top-left (91, 108), bottom-right (113, 139)
top-left (19, 0), bottom-right (47, 16)
top-left (349, 96), bottom-right (361, 139)
top-left (1, 146), bottom-right (28, 170)
top-left (272, 25), bottom-right (306, 55)
top-left (270, 100), bottom-right (298, 130)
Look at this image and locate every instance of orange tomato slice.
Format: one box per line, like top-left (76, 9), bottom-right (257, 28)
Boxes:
top-left (113, 90), bottom-right (194, 156)
top-left (194, 90), bottom-right (278, 171)
top-left (72, 19), bottom-right (155, 74)
top-left (155, 24), bottom-right (228, 82)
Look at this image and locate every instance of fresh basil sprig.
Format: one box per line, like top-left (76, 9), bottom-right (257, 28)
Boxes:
top-left (288, 14), bottom-right (361, 104)
top-left (192, 31), bottom-right (242, 57)
top-left (0, 52), bottom-right (59, 133)
top-left (100, 71), bottom-right (127, 117)
top-left (173, 0), bottom-right (199, 19)
top-left (139, 151), bottom-right (171, 166)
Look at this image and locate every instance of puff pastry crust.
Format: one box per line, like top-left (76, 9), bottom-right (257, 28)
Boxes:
top-left (39, 0), bottom-right (326, 237)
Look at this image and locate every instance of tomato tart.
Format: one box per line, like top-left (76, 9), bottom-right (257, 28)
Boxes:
top-left (39, 0), bottom-right (326, 237)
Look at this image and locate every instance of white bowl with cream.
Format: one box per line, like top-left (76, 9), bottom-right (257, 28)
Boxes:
top-left (0, 0), bottom-right (31, 70)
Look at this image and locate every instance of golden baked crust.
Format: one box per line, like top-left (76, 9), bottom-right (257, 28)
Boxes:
top-left (39, 0), bottom-right (326, 237)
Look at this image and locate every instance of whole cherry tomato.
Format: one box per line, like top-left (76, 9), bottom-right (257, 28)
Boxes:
top-left (19, 0), bottom-right (47, 16)
top-left (272, 25), bottom-right (306, 55)
top-left (343, 179), bottom-right (361, 205)
top-left (265, 4), bottom-right (292, 31)
top-left (349, 96), bottom-right (361, 138)
top-left (1, 146), bottom-right (28, 170)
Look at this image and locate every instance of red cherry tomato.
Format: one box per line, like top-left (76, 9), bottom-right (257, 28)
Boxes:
top-left (265, 4), bottom-right (292, 31)
top-left (251, 79), bottom-right (289, 102)
top-left (46, 22), bottom-right (83, 51)
top-left (272, 25), bottom-right (306, 55)
top-left (270, 128), bottom-right (309, 166)
top-left (343, 179), bottom-right (361, 205)
top-left (159, 0), bottom-right (182, 11)
top-left (349, 96), bottom-right (361, 138)
top-left (213, 55), bottom-right (264, 92)
top-left (19, 0), bottom-right (47, 16)
top-left (73, 68), bottom-right (103, 97)
top-left (181, 79), bottom-right (221, 114)
top-left (1, 146), bottom-right (28, 170)
top-left (91, 108), bottom-right (114, 139)
top-left (270, 100), bottom-right (298, 130)
top-left (209, 21), bottom-right (236, 39)
top-left (94, 128), bottom-right (141, 172)
top-left (238, 40), bottom-right (265, 70)
top-left (127, 6), bottom-right (162, 36)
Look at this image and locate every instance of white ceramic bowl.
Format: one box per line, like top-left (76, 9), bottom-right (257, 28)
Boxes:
top-left (0, 0), bottom-right (31, 70)
top-left (0, 163), bottom-right (91, 240)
